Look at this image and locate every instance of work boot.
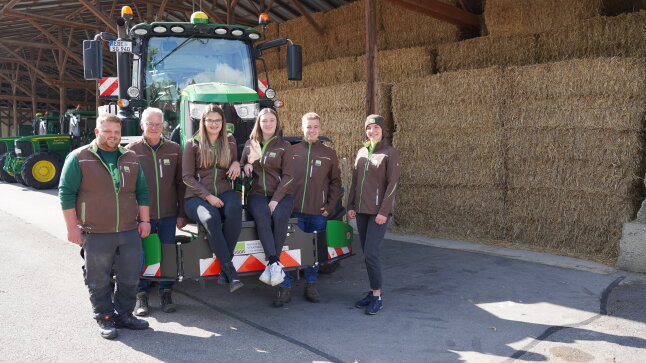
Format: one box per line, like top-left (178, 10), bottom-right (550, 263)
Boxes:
top-left (272, 286), bottom-right (292, 308)
top-left (115, 313), bottom-right (149, 330)
top-left (96, 314), bottom-right (118, 339)
top-left (304, 283), bottom-right (321, 303)
top-left (354, 291), bottom-right (373, 308)
top-left (365, 295), bottom-right (383, 315)
top-left (160, 289), bottom-right (176, 313)
top-left (222, 262), bottom-right (244, 293)
top-left (134, 292), bottom-right (149, 317)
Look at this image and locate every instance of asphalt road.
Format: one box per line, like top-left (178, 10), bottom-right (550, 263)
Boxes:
top-left (1, 182), bottom-right (645, 362)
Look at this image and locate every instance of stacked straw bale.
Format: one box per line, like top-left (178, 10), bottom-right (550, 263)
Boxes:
top-left (268, 47), bottom-right (433, 92)
top-left (392, 67), bottom-right (507, 240)
top-left (538, 10), bottom-right (646, 63)
top-left (278, 12), bottom-right (327, 66)
top-left (322, 0), bottom-right (386, 59)
top-left (436, 35), bottom-right (538, 72)
top-left (278, 82), bottom-right (392, 163)
top-left (484, 0), bottom-right (603, 37)
top-left (504, 57), bottom-right (646, 256)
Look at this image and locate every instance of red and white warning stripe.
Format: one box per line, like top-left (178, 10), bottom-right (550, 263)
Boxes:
top-left (328, 246), bottom-right (352, 259)
top-left (141, 263), bottom-right (161, 277)
top-left (257, 79), bottom-right (268, 97)
top-left (99, 77), bottom-right (119, 97)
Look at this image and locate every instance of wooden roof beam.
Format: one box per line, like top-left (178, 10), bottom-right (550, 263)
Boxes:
top-left (289, 0), bottom-right (323, 35)
top-left (3, 10), bottom-right (106, 31)
top-left (77, 0), bottom-right (118, 33)
top-left (383, 0), bottom-right (480, 28)
top-left (1, 94), bottom-right (94, 106)
top-left (0, 0), bottom-right (22, 14)
top-left (26, 20), bottom-right (83, 67)
top-left (0, 44), bottom-right (56, 88)
top-left (0, 38), bottom-right (58, 50)
top-left (0, 73), bottom-right (32, 97)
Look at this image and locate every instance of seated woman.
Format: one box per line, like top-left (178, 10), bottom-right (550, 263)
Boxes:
top-left (241, 108), bottom-right (294, 294)
top-left (182, 104), bottom-right (243, 292)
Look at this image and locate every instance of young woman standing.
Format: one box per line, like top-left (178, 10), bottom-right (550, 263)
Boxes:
top-left (347, 114), bottom-right (401, 315)
top-left (241, 108), bottom-right (294, 291)
top-left (182, 104), bottom-right (243, 292)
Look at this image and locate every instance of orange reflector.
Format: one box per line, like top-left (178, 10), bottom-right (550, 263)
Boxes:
top-left (274, 100), bottom-right (284, 108)
top-left (117, 99), bottom-right (129, 108)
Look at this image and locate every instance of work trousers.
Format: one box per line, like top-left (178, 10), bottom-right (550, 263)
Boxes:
top-left (82, 229), bottom-right (141, 318)
top-left (138, 216), bottom-right (177, 293)
top-left (184, 190), bottom-right (242, 264)
top-left (356, 213), bottom-right (389, 291)
top-left (247, 194), bottom-right (294, 260)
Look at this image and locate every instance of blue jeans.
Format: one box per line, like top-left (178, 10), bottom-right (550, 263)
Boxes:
top-left (247, 194), bottom-right (294, 259)
top-left (138, 216), bottom-right (177, 293)
top-left (279, 213), bottom-right (326, 288)
top-left (184, 190), bottom-right (242, 265)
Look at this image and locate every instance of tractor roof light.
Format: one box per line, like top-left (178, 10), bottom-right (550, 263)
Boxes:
top-left (121, 6), bottom-right (134, 21)
top-left (231, 29), bottom-right (244, 37)
top-left (248, 32), bottom-right (260, 40)
top-left (170, 25), bottom-right (184, 33)
top-left (214, 27), bottom-right (227, 35)
top-left (133, 28), bottom-right (148, 35)
top-left (191, 11), bottom-right (209, 24)
top-left (152, 25), bottom-right (167, 33)
top-left (259, 13), bottom-right (270, 26)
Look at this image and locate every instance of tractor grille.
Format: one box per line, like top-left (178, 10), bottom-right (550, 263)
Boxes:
top-left (0, 142), bottom-right (6, 154)
top-left (15, 141), bottom-right (33, 157)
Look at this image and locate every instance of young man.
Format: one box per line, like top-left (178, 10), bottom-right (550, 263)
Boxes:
top-left (126, 108), bottom-right (187, 316)
top-left (273, 112), bottom-right (341, 307)
top-left (59, 113), bottom-right (151, 339)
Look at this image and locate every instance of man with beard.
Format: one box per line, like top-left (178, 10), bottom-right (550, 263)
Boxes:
top-left (59, 113), bottom-right (151, 339)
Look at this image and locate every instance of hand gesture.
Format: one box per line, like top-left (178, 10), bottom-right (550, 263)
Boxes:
top-left (206, 195), bottom-right (224, 208)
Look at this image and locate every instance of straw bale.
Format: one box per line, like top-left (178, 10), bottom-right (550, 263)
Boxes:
top-left (507, 187), bottom-right (636, 256)
top-left (484, 0), bottom-right (603, 37)
top-left (278, 82), bottom-right (392, 162)
top-left (505, 57), bottom-right (646, 100)
top-left (436, 35), bottom-right (538, 73)
top-left (255, 24), bottom-right (281, 71)
top-left (267, 56), bottom-right (360, 92)
top-left (538, 11), bottom-right (646, 63)
top-left (357, 47), bottom-right (434, 84)
top-left (322, 0), bottom-right (387, 59)
top-left (278, 12), bottom-right (327, 66)
top-left (506, 128), bottom-right (642, 167)
top-left (395, 185), bottom-right (507, 240)
top-left (378, 0), bottom-right (462, 50)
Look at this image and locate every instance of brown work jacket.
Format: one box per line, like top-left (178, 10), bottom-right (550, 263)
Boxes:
top-left (240, 136), bottom-right (293, 203)
top-left (348, 140), bottom-right (401, 216)
top-left (126, 137), bottom-right (185, 220)
top-left (291, 140), bottom-right (341, 215)
top-left (182, 135), bottom-right (238, 199)
top-left (75, 141), bottom-right (141, 233)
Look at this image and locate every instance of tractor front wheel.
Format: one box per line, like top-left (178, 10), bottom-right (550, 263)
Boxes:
top-left (0, 152), bottom-right (16, 183)
top-left (21, 152), bottom-right (63, 189)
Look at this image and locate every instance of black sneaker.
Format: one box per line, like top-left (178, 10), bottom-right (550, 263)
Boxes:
top-left (365, 295), bottom-right (383, 315)
top-left (354, 291), bottom-right (373, 308)
top-left (96, 314), bottom-right (118, 339)
top-left (115, 313), bottom-right (149, 330)
top-left (160, 289), bottom-right (176, 313)
top-left (134, 292), bottom-right (149, 317)
top-left (272, 286), bottom-right (292, 308)
top-left (304, 283), bottom-right (321, 303)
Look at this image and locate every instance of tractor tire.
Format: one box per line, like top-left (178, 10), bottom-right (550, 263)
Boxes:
top-left (21, 152), bottom-right (63, 189)
top-left (15, 172), bottom-right (26, 186)
top-left (0, 152), bottom-right (16, 183)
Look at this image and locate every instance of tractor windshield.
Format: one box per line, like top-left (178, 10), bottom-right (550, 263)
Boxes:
top-left (144, 37), bottom-right (254, 113)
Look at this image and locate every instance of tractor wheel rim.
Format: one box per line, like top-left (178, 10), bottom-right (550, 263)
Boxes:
top-left (32, 160), bottom-right (56, 182)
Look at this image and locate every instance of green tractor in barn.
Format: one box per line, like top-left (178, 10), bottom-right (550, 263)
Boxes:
top-left (82, 6), bottom-right (353, 282)
top-left (3, 109), bottom-right (97, 189)
top-left (0, 114), bottom-right (50, 183)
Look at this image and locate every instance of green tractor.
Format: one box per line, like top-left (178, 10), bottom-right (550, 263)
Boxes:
top-left (0, 115), bottom-right (44, 183)
top-left (4, 109), bottom-right (97, 189)
top-left (82, 7), bottom-right (353, 282)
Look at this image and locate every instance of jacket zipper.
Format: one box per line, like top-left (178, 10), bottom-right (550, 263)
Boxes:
top-left (147, 143), bottom-right (161, 220)
top-left (259, 136), bottom-right (276, 196)
top-left (213, 142), bottom-right (219, 196)
top-left (300, 142), bottom-right (312, 212)
top-left (376, 188), bottom-right (379, 205)
top-left (357, 147), bottom-right (374, 214)
top-left (90, 148), bottom-right (121, 232)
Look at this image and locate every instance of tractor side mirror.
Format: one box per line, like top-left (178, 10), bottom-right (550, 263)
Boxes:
top-left (83, 40), bottom-right (103, 80)
top-left (286, 44), bottom-right (302, 81)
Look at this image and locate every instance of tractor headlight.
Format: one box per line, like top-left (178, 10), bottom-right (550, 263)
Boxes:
top-left (248, 33), bottom-right (260, 40)
top-left (231, 29), bottom-right (244, 37)
top-left (170, 26), bottom-right (184, 33)
top-left (127, 87), bottom-right (140, 98)
top-left (265, 88), bottom-right (276, 99)
top-left (153, 26), bottom-right (167, 33)
top-left (133, 28), bottom-right (148, 36)
top-left (214, 27), bottom-right (227, 35)
top-left (234, 103), bottom-right (259, 120)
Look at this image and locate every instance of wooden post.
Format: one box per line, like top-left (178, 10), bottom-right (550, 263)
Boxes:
top-left (365, 0), bottom-right (377, 116)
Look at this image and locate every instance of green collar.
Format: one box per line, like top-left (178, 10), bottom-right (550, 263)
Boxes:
top-left (363, 140), bottom-right (379, 153)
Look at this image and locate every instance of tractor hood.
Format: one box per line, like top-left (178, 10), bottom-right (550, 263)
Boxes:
top-left (14, 134), bottom-right (70, 142)
top-left (181, 82), bottom-right (259, 103)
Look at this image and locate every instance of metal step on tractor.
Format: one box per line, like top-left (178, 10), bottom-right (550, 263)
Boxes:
top-left (3, 109), bottom-right (97, 189)
top-left (83, 6), bottom-right (353, 283)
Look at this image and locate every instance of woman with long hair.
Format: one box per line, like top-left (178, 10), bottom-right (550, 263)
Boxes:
top-left (241, 108), bottom-right (294, 295)
top-left (182, 104), bottom-right (243, 292)
top-left (347, 114), bottom-right (401, 315)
